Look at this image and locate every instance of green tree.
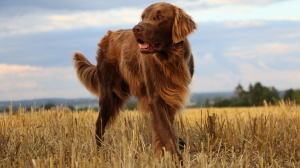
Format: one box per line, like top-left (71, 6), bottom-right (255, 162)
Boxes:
top-left (249, 82), bottom-right (279, 106)
top-left (213, 97), bottom-right (233, 107)
top-left (68, 105), bottom-right (75, 111)
top-left (265, 86), bottom-right (280, 104)
top-left (204, 98), bottom-right (211, 107)
top-left (249, 82), bottom-right (265, 106)
top-left (293, 90), bottom-right (300, 104)
top-left (283, 89), bottom-right (294, 101)
top-left (44, 103), bottom-right (56, 110)
top-left (232, 84), bottom-right (249, 106)
top-left (212, 82), bottom-right (280, 107)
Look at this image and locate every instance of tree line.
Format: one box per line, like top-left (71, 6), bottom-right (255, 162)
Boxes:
top-left (211, 82), bottom-right (300, 107)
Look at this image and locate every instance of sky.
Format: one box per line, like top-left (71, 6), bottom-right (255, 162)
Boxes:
top-left (0, 0), bottom-right (300, 101)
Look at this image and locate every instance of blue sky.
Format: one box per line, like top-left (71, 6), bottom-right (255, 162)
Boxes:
top-left (0, 0), bottom-right (299, 101)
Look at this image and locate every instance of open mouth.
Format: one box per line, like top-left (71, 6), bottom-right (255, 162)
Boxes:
top-left (137, 39), bottom-right (162, 53)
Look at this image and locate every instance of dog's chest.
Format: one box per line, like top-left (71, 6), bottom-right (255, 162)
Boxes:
top-left (119, 52), bottom-right (146, 97)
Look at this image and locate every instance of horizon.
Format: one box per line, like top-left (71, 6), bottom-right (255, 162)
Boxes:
top-left (0, 88), bottom-right (289, 103)
top-left (1, 0), bottom-right (300, 101)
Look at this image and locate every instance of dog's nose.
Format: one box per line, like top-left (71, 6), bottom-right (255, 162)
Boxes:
top-left (133, 25), bottom-right (144, 33)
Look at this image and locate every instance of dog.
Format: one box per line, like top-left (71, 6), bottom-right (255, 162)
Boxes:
top-left (73, 2), bottom-right (196, 161)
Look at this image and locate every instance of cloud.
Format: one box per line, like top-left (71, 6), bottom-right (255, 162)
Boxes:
top-left (1, 0), bottom-right (300, 37)
top-left (223, 41), bottom-right (300, 73)
top-left (202, 53), bottom-right (214, 62)
top-left (191, 60), bottom-right (300, 93)
top-left (0, 64), bottom-right (90, 101)
top-left (1, 0), bottom-right (293, 12)
top-left (225, 43), bottom-right (300, 59)
top-left (187, 0), bottom-right (300, 22)
top-left (173, 0), bottom-right (294, 8)
top-left (237, 63), bottom-right (300, 90)
top-left (206, 0), bottom-right (292, 6)
top-left (0, 8), bottom-right (142, 37)
top-left (0, 27), bottom-right (106, 67)
top-left (0, 0), bottom-right (158, 11)
top-left (224, 21), bottom-right (265, 28)
top-left (190, 64), bottom-right (241, 92)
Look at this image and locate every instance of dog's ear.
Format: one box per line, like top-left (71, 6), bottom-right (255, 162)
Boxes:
top-left (172, 7), bottom-right (197, 44)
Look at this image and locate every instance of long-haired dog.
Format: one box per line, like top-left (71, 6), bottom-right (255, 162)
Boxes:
top-left (73, 2), bottom-right (196, 160)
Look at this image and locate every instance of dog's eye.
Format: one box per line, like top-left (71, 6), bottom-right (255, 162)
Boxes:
top-left (157, 15), bottom-right (163, 20)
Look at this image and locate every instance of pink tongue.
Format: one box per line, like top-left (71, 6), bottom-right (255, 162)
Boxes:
top-left (140, 43), bottom-right (149, 49)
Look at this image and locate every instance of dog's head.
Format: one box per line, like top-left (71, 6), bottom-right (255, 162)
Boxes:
top-left (133, 2), bottom-right (196, 54)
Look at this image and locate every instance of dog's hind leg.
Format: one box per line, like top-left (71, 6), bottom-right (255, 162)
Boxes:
top-left (95, 92), bottom-right (127, 148)
top-left (95, 80), bottom-right (129, 148)
top-left (95, 57), bottom-right (130, 148)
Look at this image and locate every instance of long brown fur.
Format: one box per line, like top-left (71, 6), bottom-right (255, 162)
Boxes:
top-left (73, 2), bottom-right (196, 161)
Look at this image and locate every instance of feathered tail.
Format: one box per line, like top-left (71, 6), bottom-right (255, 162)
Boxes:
top-left (73, 52), bottom-right (100, 96)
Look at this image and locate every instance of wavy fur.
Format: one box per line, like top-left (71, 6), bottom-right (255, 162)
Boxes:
top-left (73, 2), bottom-right (196, 162)
top-left (73, 52), bottom-right (99, 96)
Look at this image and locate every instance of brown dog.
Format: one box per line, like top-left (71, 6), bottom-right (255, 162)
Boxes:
top-left (73, 2), bottom-right (196, 160)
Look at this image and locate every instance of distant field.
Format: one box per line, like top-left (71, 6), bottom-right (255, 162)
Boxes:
top-left (1, 102), bottom-right (300, 167)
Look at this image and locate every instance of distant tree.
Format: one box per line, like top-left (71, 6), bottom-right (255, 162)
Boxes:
top-left (283, 89), bottom-right (294, 101)
top-left (213, 97), bottom-right (233, 107)
top-left (293, 90), bottom-right (300, 104)
top-left (204, 98), bottom-right (211, 107)
top-left (68, 105), bottom-right (75, 111)
top-left (249, 82), bottom-right (279, 106)
top-left (234, 83), bottom-right (244, 98)
top-left (211, 82), bottom-right (280, 107)
top-left (232, 83), bottom-right (249, 106)
top-left (249, 82), bottom-right (264, 106)
top-left (265, 86), bottom-right (280, 104)
top-left (44, 103), bottom-right (56, 110)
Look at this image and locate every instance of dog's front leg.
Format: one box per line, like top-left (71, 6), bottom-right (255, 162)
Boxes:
top-left (148, 97), bottom-right (183, 161)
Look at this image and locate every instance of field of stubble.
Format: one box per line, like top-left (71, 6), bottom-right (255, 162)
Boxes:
top-left (1, 102), bottom-right (300, 167)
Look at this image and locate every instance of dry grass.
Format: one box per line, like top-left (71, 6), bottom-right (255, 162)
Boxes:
top-left (1, 101), bottom-right (300, 167)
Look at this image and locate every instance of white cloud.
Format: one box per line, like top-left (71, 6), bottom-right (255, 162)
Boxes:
top-left (175, 0), bottom-right (293, 8)
top-left (46, 8), bottom-right (141, 28)
top-left (0, 8), bottom-right (142, 37)
top-left (190, 61), bottom-right (300, 93)
top-left (1, 0), bottom-right (299, 37)
top-left (224, 42), bottom-right (300, 59)
top-left (0, 64), bottom-right (91, 101)
top-left (187, 0), bottom-right (300, 22)
top-left (282, 32), bottom-right (300, 39)
top-left (205, 0), bottom-right (291, 6)
top-left (190, 71), bottom-right (239, 92)
top-left (237, 63), bottom-right (300, 90)
top-left (225, 21), bottom-right (265, 28)
top-left (202, 53), bottom-right (214, 61)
